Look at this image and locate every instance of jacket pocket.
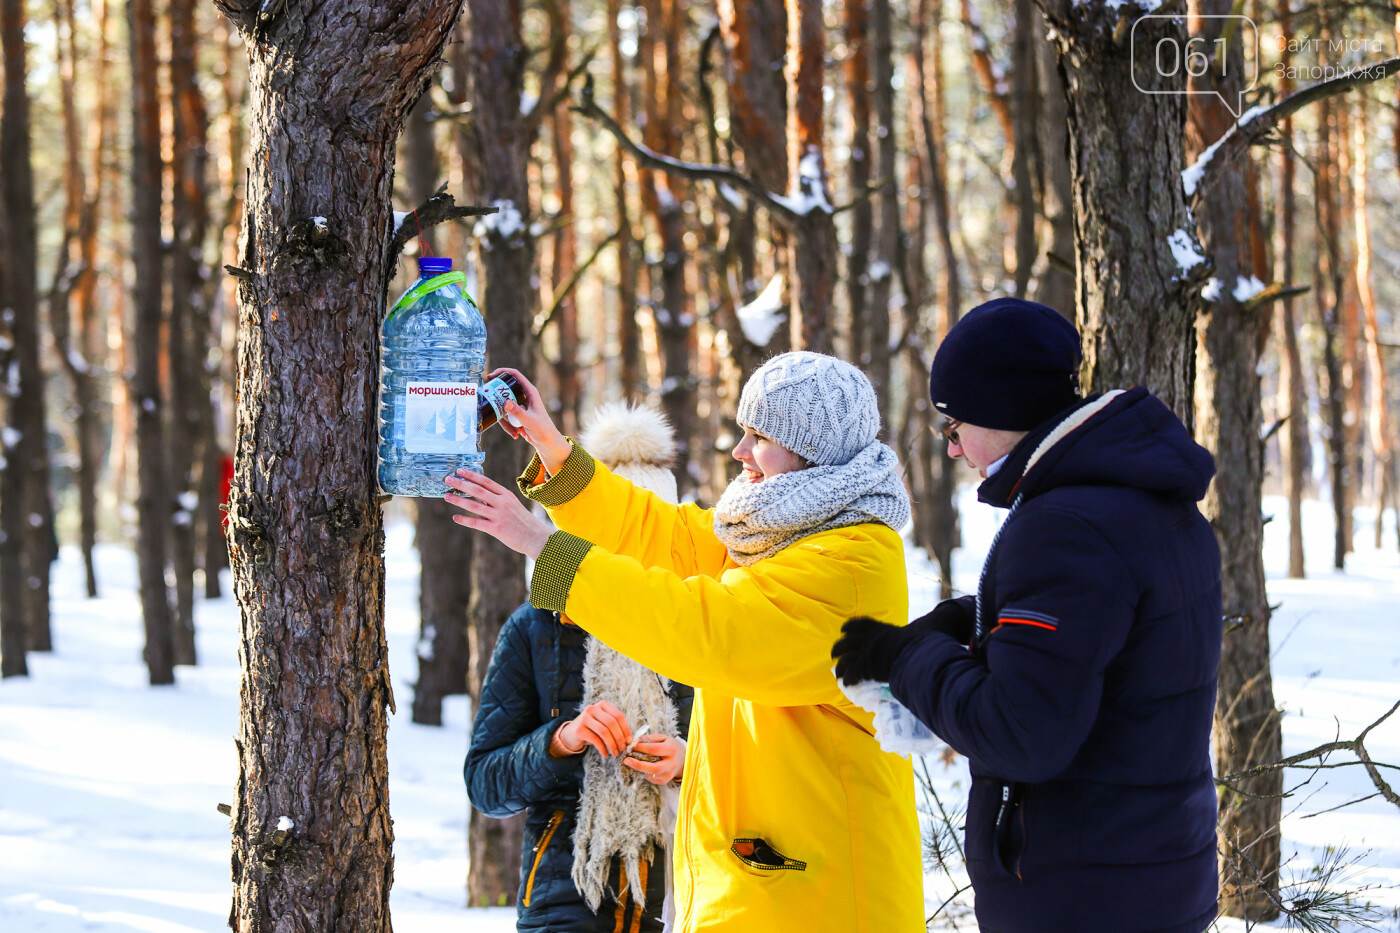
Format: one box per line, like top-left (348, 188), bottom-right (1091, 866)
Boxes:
top-left (989, 783), bottom-right (1026, 881)
top-left (523, 809), bottom-right (565, 907)
top-left (730, 836), bottom-right (807, 872)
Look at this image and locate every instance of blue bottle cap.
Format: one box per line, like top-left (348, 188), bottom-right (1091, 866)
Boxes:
top-left (418, 256), bottom-right (453, 274)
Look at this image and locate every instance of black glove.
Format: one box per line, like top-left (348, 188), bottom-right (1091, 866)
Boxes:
top-left (913, 596), bottom-right (975, 646)
top-left (832, 599), bottom-right (974, 686)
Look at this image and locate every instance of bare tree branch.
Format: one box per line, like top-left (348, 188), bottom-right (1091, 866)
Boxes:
top-left (389, 190), bottom-right (498, 264)
top-left (1189, 56), bottom-right (1400, 198)
top-left (570, 76), bottom-right (803, 224)
top-left (1218, 699), bottom-right (1400, 811)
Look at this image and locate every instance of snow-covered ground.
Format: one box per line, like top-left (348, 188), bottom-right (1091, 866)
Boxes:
top-left (1, 490), bottom-right (1397, 931)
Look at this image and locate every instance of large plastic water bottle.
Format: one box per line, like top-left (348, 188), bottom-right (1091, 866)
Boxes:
top-left (378, 256), bottom-right (487, 496)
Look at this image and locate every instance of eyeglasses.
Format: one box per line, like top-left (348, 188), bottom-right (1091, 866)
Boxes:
top-left (938, 418), bottom-right (962, 446)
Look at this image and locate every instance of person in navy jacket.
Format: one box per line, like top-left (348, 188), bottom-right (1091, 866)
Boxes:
top-left (833, 298), bottom-right (1222, 933)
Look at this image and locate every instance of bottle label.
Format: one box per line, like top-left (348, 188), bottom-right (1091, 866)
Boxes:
top-left (403, 381), bottom-right (479, 454)
top-left (480, 378), bottom-right (523, 428)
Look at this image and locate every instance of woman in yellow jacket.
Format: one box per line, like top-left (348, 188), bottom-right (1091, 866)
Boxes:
top-left (446, 351), bottom-right (923, 932)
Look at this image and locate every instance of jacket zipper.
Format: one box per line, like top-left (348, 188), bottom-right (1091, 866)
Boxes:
top-left (523, 809), bottom-right (564, 907)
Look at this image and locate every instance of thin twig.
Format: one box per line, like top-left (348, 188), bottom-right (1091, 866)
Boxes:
top-left (532, 229), bottom-right (621, 338)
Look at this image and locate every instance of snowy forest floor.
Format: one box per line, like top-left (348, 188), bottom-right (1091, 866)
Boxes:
top-left (1, 490), bottom-right (1397, 932)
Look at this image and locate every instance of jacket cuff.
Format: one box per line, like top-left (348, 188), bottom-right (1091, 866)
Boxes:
top-left (517, 440), bottom-right (596, 507)
top-left (530, 531), bottom-right (595, 612)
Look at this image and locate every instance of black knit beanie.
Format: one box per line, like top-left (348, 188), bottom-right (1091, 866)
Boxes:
top-left (928, 297), bottom-right (1082, 431)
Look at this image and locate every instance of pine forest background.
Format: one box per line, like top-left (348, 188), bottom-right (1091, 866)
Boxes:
top-left (2, 0), bottom-right (1400, 926)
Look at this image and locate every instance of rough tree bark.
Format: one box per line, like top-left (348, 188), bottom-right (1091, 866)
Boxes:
top-left (1184, 2), bottom-right (1280, 918)
top-left (1032, 16), bottom-right (1076, 317)
top-left (1035, 0), bottom-right (1199, 421)
top-left (212, 0), bottom-right (462, 924)
top-left (128, 0), bottom-right (175, 684)
top-left (459, 0), bottom-right (539, 904)
top-left (402, 92), bottom-right (473, 728)
top-left (168, 0), bottom-right (211, 665)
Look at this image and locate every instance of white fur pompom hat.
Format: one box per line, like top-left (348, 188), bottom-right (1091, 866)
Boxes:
top-left (578, 401), bottom-right (678, 505)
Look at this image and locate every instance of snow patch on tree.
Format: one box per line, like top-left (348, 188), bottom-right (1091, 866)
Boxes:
top-left (737, 275), bottom-right (787, 347)
top-left (1232, 275), bottom-right (1266, 302)
top-left (769, 150), bottom-right (833, 217)
top-left (474, 200), bottom-right (525, 243)
top-left (1167, 229), bottom-right (1206, 272)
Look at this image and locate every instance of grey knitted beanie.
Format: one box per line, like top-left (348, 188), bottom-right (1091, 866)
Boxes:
top-left (735, 351), bottom-right (880, 467)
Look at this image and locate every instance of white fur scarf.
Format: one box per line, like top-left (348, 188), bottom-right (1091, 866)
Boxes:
top-left (712, 440), bottom-right (911, 566)
top-left (570, 641), bottom-right (680, 912)
top-left (572, 402), bottom-right (683, 912)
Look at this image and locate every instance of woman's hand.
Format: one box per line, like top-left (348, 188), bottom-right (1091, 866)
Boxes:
top-left (551, 701), bottom-right (634, 758)
top-left (485, 367), bottom-right (572, 475)
top-left (623, 735), bottom-right (686, 785)
top-left (444, 469), bottom-right (553, 559)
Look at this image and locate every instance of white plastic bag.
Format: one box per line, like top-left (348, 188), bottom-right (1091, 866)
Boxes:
top-left (837, 678), bottom-right (945, 758)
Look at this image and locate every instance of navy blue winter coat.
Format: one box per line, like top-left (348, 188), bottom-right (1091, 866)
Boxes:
top-left (890, 388), bottom-right (1222, 933)
top-left (465, 603), bottom-right (694, 933)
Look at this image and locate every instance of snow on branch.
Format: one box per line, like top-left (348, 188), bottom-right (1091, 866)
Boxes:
top-left (1183, 56), bottom-right (1400, 200)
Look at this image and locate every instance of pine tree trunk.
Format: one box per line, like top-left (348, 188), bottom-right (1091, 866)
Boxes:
top-left (1037, 1), bottom-right (1198, 420)
top-left (72, 0), bottom-right (112, 598)
top-left (460, 0), bottom-right (533, 904)
top-left (1184, 7), bottom-right (1280, 919)
top-left (914, 0), bottom-right (962, 597)
top-left (2, 0), bottom-right (53, 655)
top-left (50, 0), bottom-right (101, 603)
top-left (1275, 0), bottom-right (1307, 579)
top-left (213, 0), bottom-right (461, 924)
top-left (1315, 91), bottom-right (1348, 571)
top-left (168, 0), bottom-right (210, 665)
top-left (642, 0), bottom-right (695, 493)
top-left (1009, 0), bottom-right (1038, 299)
top-left (714, 0), bottom-right (787, 375)
top-left (128, 0), bottom-right (175, 685)
top-left (785, 0), bottom-right (836, 353)
top-left (0, 0), bottom-right (36, 677)
top-left (866, 0), bottom-right (896, 419)
top-left (1352, 103), bottom-right (1392, 552)
top-left (844, 0), bottom-right (873, 367)
top-left (1032, 18), bottom-right (1075, 316)
top-left (608, 0), bottom-right (641, 399)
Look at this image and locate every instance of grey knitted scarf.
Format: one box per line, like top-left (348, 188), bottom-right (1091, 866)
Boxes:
top-left (712, 440), bottom-right (911, 566)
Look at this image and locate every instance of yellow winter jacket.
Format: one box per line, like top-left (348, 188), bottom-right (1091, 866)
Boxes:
top-left (520, 443), bottom-right (924, 933)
